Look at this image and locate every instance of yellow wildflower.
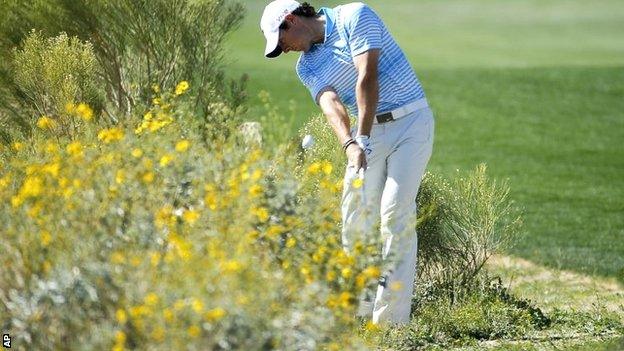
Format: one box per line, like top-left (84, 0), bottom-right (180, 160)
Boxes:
top-left (42, 162), bottom-right (59, 177)
top-left (326, 270), bottom-right (337, 282)
top-left (248, 184), bottom-right (263, 197)
top-left (251, 169), bottom-right (263, 181)
top-left (204, 192), bottom-right (218, 210)
top-left (150, 252), bottom-right (161, 267)
top-left (191, 298), bottom-right (204, 313)
top-left (322, 161), bottom-right (333, 175)
top-left (159, 154), bottom-right (174, 167)
top-left (341, 267), bottom-right (352, 279)
top-left (141, 171), bottom-right (154, 184)
top-left (110, 252), bottom-right (125, 265)
top-left (352, 178), bottom-right (363, 189)
top-left (187, 325), bottom-right (201, 338)
top-left (40, 231), bottom-right (52, 247)
top-left (155, 206), bottom-right (175, 229)
top-left (266, 224), bottom-right (284, 239)
top-left (175, 139), bottom-right (190, 152)
top-left (37, 116), bottom-right (56, 129)
top-left (204, 307), bottom-right (226, 322)
top-left (182, 209), bottom-right (200, 224)
top-left (301, 266), bottom-right (312, 281)
top-left (129, 305), bottom-right (149, 318)
top-left (12, 142), bottom-right (23, 151)
top-left (308, 162), bottom-right (321, 174)
top-left (131, 148), bottom-right (143, 158)
top-left (338, 291), bottom-right (353, 309)
top-left (19, 176), bottom-right (43, 198)
top-left (144, 293), bottom-right (159, 306)
top-left (285, 237), bottom-right (296, 248)
top-left (175, 81), bottom-right (190, 95)
top-left (365, 321), bottom-right (381, 332)
top-left (0, 175), bottom-right (10, 190)
top-left (221, 260), bottom-right (242, 273)
top-left (252, 206), bottom-right (270, 223)
top-left (241, 171), bottom-right (250, 181)
top-left (363, 266), bottom-right (381, 279)
top-left (97, 127), bottom-right (124, 144)
top-left (163, 308), bottom-right (174, 322)
top-left (114, 330), bottom-right (126, 345)
top-left (66, 141), bottom-right (83, 157)
top-left (115, 309), bottom-right (127, 324)
top-left (326, 295), bottom-right (338, 309)
top-left (115, 170), bottom-right (125, 184)
top-left (75, 103), bottom-right (94, 121)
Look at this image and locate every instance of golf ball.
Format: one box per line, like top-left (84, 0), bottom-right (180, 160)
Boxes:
top-left (302, 134), bottom-right (315, 149)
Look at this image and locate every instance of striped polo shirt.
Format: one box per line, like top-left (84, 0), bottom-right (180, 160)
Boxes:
top-left (296, 2), bottom-right (427, 116)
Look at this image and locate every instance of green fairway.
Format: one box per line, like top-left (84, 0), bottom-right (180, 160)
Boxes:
top-left (223, 0), bottom-right (624, 281)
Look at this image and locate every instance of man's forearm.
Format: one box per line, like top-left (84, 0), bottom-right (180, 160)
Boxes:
top-left (319, 92), bottom-right (352, 145)
top-left (325, 104), bottom-right (352, 145)
top-left (355, 75), bottom-right (378, 137)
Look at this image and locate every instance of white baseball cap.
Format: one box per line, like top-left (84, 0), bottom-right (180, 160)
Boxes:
top-left (261, 0), bottom-right (301, 58)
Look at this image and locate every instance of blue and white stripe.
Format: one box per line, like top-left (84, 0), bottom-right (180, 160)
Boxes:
top-left (296, 2), bottom-right (426, 116)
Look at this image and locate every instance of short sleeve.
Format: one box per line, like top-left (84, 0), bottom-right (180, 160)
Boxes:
top-left (296, 62), bottom-right (331, 105)
top-left (346, 4), bottom-right (383, 57)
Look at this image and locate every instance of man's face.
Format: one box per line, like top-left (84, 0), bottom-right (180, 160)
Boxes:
top-left (278, 15), bottom-right (311, 54)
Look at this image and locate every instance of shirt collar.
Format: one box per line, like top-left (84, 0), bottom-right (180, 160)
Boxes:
top-left (318, 7), bottom-right (335, 44)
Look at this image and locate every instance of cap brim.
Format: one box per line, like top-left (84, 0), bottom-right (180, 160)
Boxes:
top-left (266, 46), bottom-right (282, 58)
top-left (264, 29), bottom-right (282, 58)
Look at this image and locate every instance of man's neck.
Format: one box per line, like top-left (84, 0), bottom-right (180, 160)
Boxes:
top-left (309, 15), bottom-right (326, 45)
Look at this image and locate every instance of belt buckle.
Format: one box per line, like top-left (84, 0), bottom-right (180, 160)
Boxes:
top-left (376, 112), bottom-right (393, 124)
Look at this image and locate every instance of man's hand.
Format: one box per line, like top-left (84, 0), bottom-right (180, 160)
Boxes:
top-left (346, 142), bottom-right (367, 171)
top-left (355, 135), bottom-right (372, 156)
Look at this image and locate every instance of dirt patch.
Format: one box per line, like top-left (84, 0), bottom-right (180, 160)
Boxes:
top-left (487, 255), bottom-right (624, 313)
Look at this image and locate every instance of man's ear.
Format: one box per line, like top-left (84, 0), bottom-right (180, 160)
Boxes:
top-left (284, 13), bottom-right (297, 27)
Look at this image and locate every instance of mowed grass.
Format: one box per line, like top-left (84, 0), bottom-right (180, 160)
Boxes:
top-left (223, 0), bottom-right (624, 281)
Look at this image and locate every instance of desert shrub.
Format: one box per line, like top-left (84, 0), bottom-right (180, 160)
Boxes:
top-left (0, 83), bottom-right (383, 350)
top-left (416, 167), bottom-right (522, 297)
top-left (0, 0), bottom-right (246, 124)
top-left (10, 31), bottom-right (104, 138)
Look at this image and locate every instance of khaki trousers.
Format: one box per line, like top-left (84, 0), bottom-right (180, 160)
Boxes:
top-left (341, 106), bottom-right (434, 325)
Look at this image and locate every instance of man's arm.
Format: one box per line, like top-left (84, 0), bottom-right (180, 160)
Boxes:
top-left (318, 88), bottom-right (352, 145)
top-left (318, 89), bottom-right (366, 169)
top-left (353, 49), bottom-right (380, 137)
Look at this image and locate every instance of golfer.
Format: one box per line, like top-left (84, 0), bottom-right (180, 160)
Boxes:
top-left (261, 0), bottom-right (434, 325)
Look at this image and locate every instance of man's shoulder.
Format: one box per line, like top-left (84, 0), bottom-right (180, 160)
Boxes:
top-left (336, 2), bottom-right (369, 19)
top-left (339, 2), bottom-right (368, 11)
top-left (336, 2), bottom-right (381, 31)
